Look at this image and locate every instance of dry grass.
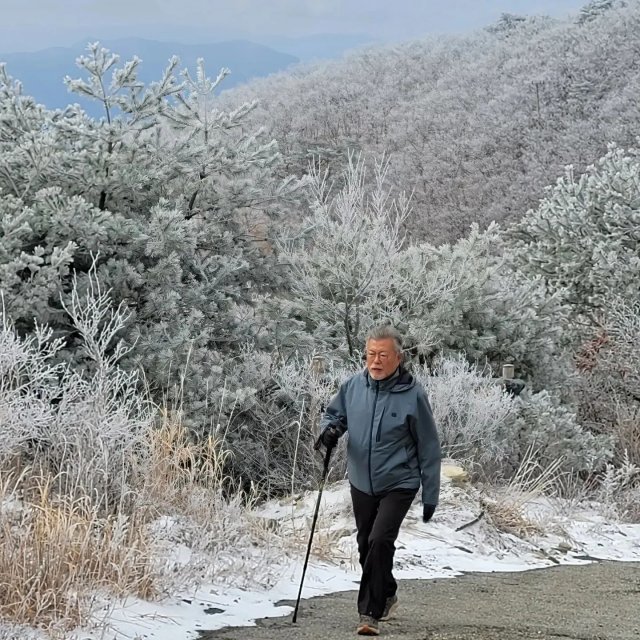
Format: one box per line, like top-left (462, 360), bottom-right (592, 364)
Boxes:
top-left (286, 512), bottom-right (354, 566)
top-left (481, 497), bottom-right (543, 537)
top-left (254, 482), bottom-right (356, 569)
top-left (613, 405), bottom-right (640, 469)
top-left (0, 468), bottom-right (154, 633)
top-left (481, 447), bottom-right (564, 538)
top-left (140, 412), bottom-right (260, 551)
top-left (0, 410), bottom-right (266, 634)
top-left (135, 413), bottom-right (286, 591)
top-left (143, 410), bottom-right (233, 509)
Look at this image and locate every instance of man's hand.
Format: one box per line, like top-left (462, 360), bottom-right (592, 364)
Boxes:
top-left (319, 425), bottom-right (341, 449)
top-left (422, 504), bottom-right (436, 523)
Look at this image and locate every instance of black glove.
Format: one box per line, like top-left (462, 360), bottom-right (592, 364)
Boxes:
top-left (319, 425), bottom-right (341, 449)
top-left (422, 504), bottom-right (436, 523)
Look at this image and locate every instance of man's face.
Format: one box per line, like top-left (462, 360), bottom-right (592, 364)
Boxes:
top-left (366, 338), bottom-right (402, 381)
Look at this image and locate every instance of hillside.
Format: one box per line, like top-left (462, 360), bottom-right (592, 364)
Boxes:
top-left (222, 1), bottom-right (640, 243)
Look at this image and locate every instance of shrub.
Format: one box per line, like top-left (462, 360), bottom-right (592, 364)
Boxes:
top-left (417, 355), bottom-right (515, 473)
top-left (509, 390), bottom-right (613, 475)
top-left (417, 355), bottom-right (613, 479)
top-left (0, 264), bottom-right (156, 631)
top-left (575, 298), bottom-right (640, 468)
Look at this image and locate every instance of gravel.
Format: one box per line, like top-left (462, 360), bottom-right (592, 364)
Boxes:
top-left (200, 561), bottom-right (640, 640)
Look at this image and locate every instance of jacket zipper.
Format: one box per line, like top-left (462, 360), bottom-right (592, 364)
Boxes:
top-left (376, 406), bottom-right (386, 443)
top-left (368, 381), bottom-right (379, 495)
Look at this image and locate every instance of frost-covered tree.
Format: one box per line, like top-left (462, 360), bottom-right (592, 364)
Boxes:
top-left (486, 13), bottom-right (528, 34)
top-left (419, 355), bottom-right (515, 470)
top-left (576, 297), bottom-right (640, 467)
top-left (217, 349), bottom-right (353, 497)
top-left (577, 0), bottom-right (621, 24)
top-left (507, 144), bottom-right (640, 475)
top-left (277, 155), bottom-right (457, 361)
top-left (0, 261), bottom-right (153, 506)
top-left (221, 1), bottom-right (640, 244)
top-left (508, 144), bottom-right (640, 326)
top-left (60, 42), bottom-right (181, 211)
top-left (0, 44), bottom-right (303, 430)
top-left (418, 225), bottom-right (570, 389)
top-left (417, 355), bottom-right (612, 478)
top-left (508, 389), bottom-right (613, 475)
top-left (160, 59), bottom-right (298, 216)
top-left (0, 66), bottom-right (60, 199)
top-left (275, 155), bottom-right (566, 388)
top-left (0, 188), bottom-right (127, 336)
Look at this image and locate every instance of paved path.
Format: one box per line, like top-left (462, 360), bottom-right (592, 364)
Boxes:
top-left (200, 561), bottom-right (640, 640)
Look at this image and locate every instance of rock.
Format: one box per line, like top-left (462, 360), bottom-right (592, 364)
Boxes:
top-left (442, 463), bottom-right (469, 485)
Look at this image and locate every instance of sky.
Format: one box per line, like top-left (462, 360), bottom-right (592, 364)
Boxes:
top-left (2, 0), bottom-right (589, 52)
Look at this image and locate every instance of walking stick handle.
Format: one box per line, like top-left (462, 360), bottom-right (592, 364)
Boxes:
top-left (322, 442), bottom-right (332, 471)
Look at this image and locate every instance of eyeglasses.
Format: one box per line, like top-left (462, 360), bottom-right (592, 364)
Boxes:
top-left (366, 351), bottom-right (391, 361)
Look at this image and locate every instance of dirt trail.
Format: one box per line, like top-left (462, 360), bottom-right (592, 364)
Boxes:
top-left (199, 561), bottom-right (640, 640)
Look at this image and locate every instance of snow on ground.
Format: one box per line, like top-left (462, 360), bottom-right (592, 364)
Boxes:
top-left (77, 472), bottom-right (640, 640)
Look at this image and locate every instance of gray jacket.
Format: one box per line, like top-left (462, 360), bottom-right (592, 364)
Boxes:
top-left (320, 367), bottom-right (441, 505)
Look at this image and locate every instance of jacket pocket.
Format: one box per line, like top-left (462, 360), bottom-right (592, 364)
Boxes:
top-left (403, 445), bottom-right (413, 468)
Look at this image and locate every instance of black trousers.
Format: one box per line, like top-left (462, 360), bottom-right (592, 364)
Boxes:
top-left (350, 484), bottom-right (417, 619)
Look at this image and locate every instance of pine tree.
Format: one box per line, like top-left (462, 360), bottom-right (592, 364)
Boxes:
top-left (277, 154), bottom-right (457, 361)
top-left (277, 155), bottom-right (565, 387)
top-left (0, 44), bottom-right (304, 430)
top-left (0, 65), bottom-right (59, 199)
top-left (577, 0), bottom-right (621, 25)
top-left (60, 42), bottom-right (181, 212)
top-left (508, 144), bottom-right (640, 328)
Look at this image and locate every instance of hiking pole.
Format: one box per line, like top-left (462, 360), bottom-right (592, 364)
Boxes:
top-left (292, 442), bottom-right (334, 623)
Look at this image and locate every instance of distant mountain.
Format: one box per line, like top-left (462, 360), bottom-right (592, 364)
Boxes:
top-left (138, 30), bottom-right (377, 62)
top-left (0, 37), bottom-right (298, 115)
top-left (254, 33), bottom-right (377, 62)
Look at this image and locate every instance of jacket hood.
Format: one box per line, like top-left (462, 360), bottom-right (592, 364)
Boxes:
top-left (363, 365), bottom-right (416, 392)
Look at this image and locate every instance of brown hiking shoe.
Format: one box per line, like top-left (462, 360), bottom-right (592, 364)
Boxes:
top-left (380, 594), bottom-right (398, 621)
top-left (357, 614), bottom-right (380, 636)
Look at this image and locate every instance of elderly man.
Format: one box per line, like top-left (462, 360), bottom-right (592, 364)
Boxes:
top-left (319, 325), bottom-right (441, 636)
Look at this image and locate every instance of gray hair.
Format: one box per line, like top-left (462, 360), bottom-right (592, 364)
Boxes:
top-left (365, 324), bottom-right (404, 354)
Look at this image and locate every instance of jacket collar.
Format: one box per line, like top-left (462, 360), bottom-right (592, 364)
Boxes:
top-left (363, 365), bottom-right (414, 392)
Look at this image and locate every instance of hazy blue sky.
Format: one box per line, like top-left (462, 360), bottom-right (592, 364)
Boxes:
top-left (2, 0), bottom-right (589, 51)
